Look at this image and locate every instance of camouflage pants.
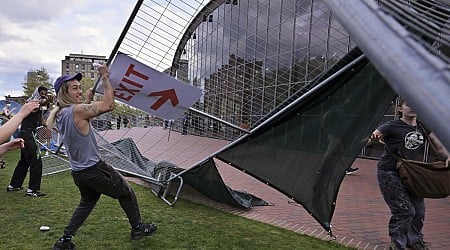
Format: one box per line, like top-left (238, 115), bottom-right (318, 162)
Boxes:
top-left (377, 169), bottom-right (425, 249)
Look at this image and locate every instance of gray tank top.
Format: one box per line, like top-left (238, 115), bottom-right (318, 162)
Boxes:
top-left (56, 105), bottom-right (101, 171)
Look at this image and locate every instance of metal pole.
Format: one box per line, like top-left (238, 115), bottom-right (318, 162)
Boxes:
top-left (91, 0), bottom-right (145, 97)
top-left (188, 107), bottom-right (250, 134)
top-left (171, 54), bottom-right (366, 178)
top-left (325, 0), bottom-right (450, 150)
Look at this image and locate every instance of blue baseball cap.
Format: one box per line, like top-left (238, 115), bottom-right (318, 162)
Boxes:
top-left (54, 72), bottom-right (82, 94)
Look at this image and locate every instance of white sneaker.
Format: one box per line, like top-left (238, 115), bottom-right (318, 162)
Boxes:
top-left (345, 167), bottom-right (359, 175)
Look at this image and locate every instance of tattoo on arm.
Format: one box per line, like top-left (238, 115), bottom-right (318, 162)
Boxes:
top-left (101, 78), bottom-right (112, 90)
top-left (83, 104), bottom-right (99, 115)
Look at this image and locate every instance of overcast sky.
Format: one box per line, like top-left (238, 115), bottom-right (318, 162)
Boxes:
top-left (0, 0), bottom-right (135, 99)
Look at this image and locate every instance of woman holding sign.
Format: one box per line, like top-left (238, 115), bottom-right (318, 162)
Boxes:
top-left (47, 63), bottom-right (157, 250)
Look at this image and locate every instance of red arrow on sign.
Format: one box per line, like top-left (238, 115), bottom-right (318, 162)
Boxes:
top-left (148, 89), bottom-right (179, 110)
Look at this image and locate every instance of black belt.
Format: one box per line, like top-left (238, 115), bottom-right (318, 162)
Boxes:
top-left (20, 128), bottom-right (35, 132)
top-left (20, 128), bottom-right (34, 131)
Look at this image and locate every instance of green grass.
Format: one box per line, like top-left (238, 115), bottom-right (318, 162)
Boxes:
top-left (0, 150), bottom-right (353, 249)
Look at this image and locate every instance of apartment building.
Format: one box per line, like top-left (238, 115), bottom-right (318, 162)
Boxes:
top-left (61, 53), bottom-right (107, 80)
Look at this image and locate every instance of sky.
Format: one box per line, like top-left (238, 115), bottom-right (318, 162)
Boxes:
top-left (0, 0), bottom-right (135, 99)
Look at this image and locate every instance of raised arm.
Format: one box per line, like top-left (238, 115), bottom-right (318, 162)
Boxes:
top-left (72, 64), bottom-right (114, 134)
top-left (74, 64), bottom-right (114, 119)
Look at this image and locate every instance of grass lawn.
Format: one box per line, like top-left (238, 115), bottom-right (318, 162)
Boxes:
top-left (0, 150), bottom-right (353, 249)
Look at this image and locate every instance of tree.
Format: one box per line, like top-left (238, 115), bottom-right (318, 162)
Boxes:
top-left (23, 67), bottom-right (52, 97)
top-left (80, 77), bottom-right (94, 96)
top-left (112, 101), bottom-right (146, 117)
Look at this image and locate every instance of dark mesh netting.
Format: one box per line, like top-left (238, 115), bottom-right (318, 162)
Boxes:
top-left (182, 158), bottom-right (268, 208)
top-left (96, 136), bottom-right (267, 209)
top-left (217, 57), bottom-right (396, 231)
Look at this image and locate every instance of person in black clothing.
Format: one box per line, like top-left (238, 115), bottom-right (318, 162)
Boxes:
top-left (123, 116), bottom-right (129, 128)
top-left (182, 114), bottom-right (189, 135)
top-left (317, 98), bottom-right (359, 175)
top-left (370, 98), bottom-right (449, 250)
top-left (7, 86), bottom-right (49, 197)
top-left (116, 115), bottom-right (122, 129)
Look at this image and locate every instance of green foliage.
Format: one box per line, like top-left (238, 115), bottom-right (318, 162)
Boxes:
top-left (23, 67), bottom-right (53, 97)
top-left (111, 101), bottom-right (147, 118)
top-left (80, 77), bottom-right (94, 94)
top-left (0, 151), bottom-right (353, 249)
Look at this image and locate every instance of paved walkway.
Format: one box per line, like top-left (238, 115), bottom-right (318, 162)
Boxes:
top-left (213, 158), bottom-right (450, 250)
top-left (102, 127), bottom-right (450, 250)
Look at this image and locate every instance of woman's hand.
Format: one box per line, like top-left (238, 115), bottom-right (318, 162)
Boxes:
top-left (98, 63), bottom-right (109, 79)
top-left (367, 130), bottom-right (384, 145)
top-left (16, 101), bottom-right (40, 118)
top-left (4, 138), bottom-right (25, 150)
top-left (0, 138), bottom-right (25, 158)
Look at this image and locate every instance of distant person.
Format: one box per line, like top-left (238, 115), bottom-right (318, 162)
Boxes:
top-left (182, 114), bottom-right (189, 135)
top-left (1, 100), bottom-right (19, 143)
top-left (1, 100), bottom-right (16, 121)
top-left (0, 101), bottom-right (40, 157)
top-left (7, 86), bottom-right (49, 197)
top-left (116, 115), bottom-right (122, 129)
top-left (317, 98), bottom-right (359, 175)
top-left (370, 98), bottom-right (449, 250)
top-left (163, 119), bottom-right (169, 129)
top-left (0, 102), bottom-right (7, 167)
top-left (123, 116), bottom-right (129, 128)
top-left (47, 64), bottom-right (157, 250)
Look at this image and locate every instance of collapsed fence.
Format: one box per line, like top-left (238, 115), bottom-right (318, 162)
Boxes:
top-left (37, 0), bottom-right (450, 234)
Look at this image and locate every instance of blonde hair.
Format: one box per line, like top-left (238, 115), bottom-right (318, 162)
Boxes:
top-left (46, 81), bottom-right (76, 128)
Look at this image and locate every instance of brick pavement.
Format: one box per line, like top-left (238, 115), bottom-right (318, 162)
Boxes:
top-left (102, 127), bottom-right (450, 250)
top-left (209, 158), bottom-right (450, 250)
